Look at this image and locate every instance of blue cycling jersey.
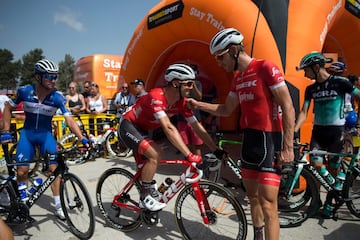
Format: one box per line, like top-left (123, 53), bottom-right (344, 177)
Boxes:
top-left (9, 85), bottom-right (70, 132)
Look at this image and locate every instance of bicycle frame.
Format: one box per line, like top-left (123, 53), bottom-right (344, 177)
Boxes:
top-left (109, 157), bottom-right (219, 224)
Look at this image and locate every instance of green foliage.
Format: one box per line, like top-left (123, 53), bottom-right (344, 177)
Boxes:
top-left (56, 54), bottom-right (76, 94)
top-left (0, 49), bottom-right (21, 90)
top-left (18, 48), bottom-right (44, 86)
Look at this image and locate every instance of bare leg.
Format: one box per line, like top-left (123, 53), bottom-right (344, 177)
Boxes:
top-left (258, 184), bottom-right (279, 240)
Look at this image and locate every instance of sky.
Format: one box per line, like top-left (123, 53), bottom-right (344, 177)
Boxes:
top-left (0, 0), bottom-right (161, 64)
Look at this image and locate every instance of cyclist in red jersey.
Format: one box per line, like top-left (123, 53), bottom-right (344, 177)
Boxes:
top-left (118, 63), bottom-right (223, 212)
top-left (187, 28), bottom-right (295, 240)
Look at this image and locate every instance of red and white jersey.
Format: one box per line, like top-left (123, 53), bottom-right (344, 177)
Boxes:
top-left (122, 88), bottom-right (195, 130)
top-left (230, 59), bottom-right (285, 132)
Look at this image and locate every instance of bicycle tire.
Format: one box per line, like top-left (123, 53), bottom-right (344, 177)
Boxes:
top-left (344, 168), bottom-right (360, 218)
top-left (60, 173), bottom-right (95, 239)
top-left (96, 167), bottom-right (142, 232)
top-left (58, 133), bottom-right (90, 163)
top-left (105, 131), bottom-right (132, 157)
top-left (278, 167), bottom-right (320, 228)
top-left (175, 180), bottom-right (247, 240)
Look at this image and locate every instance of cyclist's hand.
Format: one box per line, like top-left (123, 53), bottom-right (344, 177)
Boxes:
top-left (186, 152), bottom-right (202, 164)
top-left (0, 132), bottom-right (12, 144)
top-left (81, 138), bottom-right (92, 148)
top-left (213, 149), bottom-right (228, 160)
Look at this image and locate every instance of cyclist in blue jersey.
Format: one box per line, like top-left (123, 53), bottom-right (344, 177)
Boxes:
top-left (0, 59), bottom-right (90, 220)
top-left (295, 52), bottom-right (360, 218)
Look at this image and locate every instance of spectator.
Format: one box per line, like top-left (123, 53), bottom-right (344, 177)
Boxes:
top-left (86, 82), bottom-right (108, 114)
top-left (81, 80), bottom-right (92, 99)
top-left (130, 79), bottom-right (148, 99)
top-left (113, 82), bottom-right (136, 118)
top-left (187, 28), bottom-right (295, 240)
top-left (66, 81), bottom-right (86, 115)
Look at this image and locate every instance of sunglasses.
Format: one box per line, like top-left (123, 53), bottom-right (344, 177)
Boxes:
top-left (91, 84), bottom-right (98, 88)
top-left (42, 73), bottom-right (58, 81)
top-left (122, 87), bottom-right (128, 89)
top-left (215, 48), bottom-right (229, 61)
top-left (181, 81), bottom-right (194, 87)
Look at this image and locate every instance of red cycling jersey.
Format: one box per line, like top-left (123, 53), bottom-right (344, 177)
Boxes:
top-left (122, 88), bottom-right (195, 130)
top-left (230, 59), bottom-right (285, 132)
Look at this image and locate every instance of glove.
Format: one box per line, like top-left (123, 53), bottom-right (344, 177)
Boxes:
top-left (81, 138), bottom-right (90, 146)
top-left (213, 149), bottom-right (228, 160)
top-left (186, 152), bottom-right (202, 164)
top-left (0, 132), bottom-right (12, 143)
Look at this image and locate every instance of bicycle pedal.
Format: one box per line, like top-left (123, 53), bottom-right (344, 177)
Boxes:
top-left (141, 210), bottom-right (160, 226)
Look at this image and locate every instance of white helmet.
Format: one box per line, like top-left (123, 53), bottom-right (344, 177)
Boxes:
top-left (34, 59), bottom-right (58, 74)
top-left (209, 28), bottom-right (244, 54)
top-left (164, 64), bottom-right (196, 82)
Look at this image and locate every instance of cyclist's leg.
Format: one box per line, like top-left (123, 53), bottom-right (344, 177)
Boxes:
top-left (241, 129), bottom-right (281, 240)
top-left (119, 119), bottom-right (165, 211)
top-left (327, 126), bottom-right (344, 176)
top-left (15, 130), bottom-right (35, 184)
top-left (40, 132), bottom-right (64, 219)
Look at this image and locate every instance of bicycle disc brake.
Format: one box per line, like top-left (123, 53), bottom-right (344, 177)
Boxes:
top-left (141, 209), bottom-right (159, 226)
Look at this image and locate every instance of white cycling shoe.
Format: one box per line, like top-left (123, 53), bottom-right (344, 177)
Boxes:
top-left (55, 207), bottom-right (66, 220)
top-left (139, 195), bottom-right (166, 211)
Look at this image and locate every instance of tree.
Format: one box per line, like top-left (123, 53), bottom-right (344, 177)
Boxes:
top-left (56, 54), bottom-right (75, 93)
top-left (0, 49), bottom-right (21, 90)
top-left (19, 49), bottom-right (44, 86)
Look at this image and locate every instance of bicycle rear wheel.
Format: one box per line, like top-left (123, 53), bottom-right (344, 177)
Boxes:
top-left (60, 173), bottom-right (95, 239)
top-left (96, 168), bottom-right (142, 232)
top-left (344, 168), bottom-right (360, 218)
top-left (278, 167), bottom-right (320, 228)
top-left (175, 181), bottom-right (247, 240)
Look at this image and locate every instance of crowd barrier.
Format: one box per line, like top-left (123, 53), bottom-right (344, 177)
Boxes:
top-left (0, 113), bottom-right (117, 158)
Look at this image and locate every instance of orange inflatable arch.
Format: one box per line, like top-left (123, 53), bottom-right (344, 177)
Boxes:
top-left (119, 0), bottom-right (360, 142)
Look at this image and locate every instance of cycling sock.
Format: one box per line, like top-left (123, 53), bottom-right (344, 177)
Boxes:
top-left (141, 181), bottom-right (158, 200)
top-left (54, 195), bottom-right (61, 209)
top-left (253, 225), bottom-right (264, 240)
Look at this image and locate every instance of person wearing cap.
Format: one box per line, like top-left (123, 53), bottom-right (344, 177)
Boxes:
top-left (187, 28), bottom-right (295, 240)
top-left (295, 52), bottom-right (360, 218)
top-left (130, 79), bottom-right (148, 99)
top-left (113, 82), bottom-right (136, 118)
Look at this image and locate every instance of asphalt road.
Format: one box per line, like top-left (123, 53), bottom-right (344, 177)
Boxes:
top-left (2, 135), bottom-right (360, 240)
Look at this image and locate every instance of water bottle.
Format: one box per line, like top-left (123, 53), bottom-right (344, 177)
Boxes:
top-left (319, 166), bottom-right (335, 185)
top-left (18, 182), bottom-right (29, 202)
top-left (158, 177), bottom-right (174, 194)
top-left (334, 171), bottom-right (346, 191)
top-left (28, 178), bottom-right (43, 195)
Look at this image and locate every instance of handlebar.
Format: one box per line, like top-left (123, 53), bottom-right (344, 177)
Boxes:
top-left (185, 163), bottom-right (203, 183)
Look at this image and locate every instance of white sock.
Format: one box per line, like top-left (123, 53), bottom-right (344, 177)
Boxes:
top-left (54, 195), bottom-right (61, 209)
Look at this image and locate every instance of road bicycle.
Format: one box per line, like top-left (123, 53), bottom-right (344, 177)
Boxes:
top-left (277, 142), bottom-right (360, 227)
top-left (203, 133), bottom-right (313, 228)
top-left (0, 143), bottom-right (95, 239)
top-left (59, 116), bottom-right (131, 164)
top-left (96, 152), bottom-right (248, 239)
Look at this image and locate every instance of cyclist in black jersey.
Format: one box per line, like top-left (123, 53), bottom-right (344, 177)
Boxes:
top-left (295, 52), bottom-right (360, 217)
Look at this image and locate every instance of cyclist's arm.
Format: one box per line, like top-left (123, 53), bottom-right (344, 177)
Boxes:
top-left (64, 115), bottom-right (85, 141)
top-left (294, 101), bottom-right (310, 132)
top-left (158, 115), bottom-right (191, 157)
top-left (190, 120), bottom-right (217, 151)
top-left (1, 102), bottom-right (15, 132)
top-left (187, 93), bottom-right (238, 117)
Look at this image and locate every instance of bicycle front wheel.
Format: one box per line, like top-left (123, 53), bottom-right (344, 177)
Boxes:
top-left (105, 131), bottom-right (133, 157)
top-left (60, 173), bottom-right (95, 239)
top-left (344, 168), bottom-right (360, 218)
top-left (175, 181), bottom-right (247, 240)
top-left (96, 168), bottom-right (142, 232)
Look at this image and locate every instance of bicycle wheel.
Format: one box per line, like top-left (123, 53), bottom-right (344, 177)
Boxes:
top-left (59, 133), bottom-right (90, 164)
top-left (175, 180), bottom-right (247, 240)
top-left (344, 169), bottom-right (360, 218)
top-left (278, 167), bottom-right (320, 228)
top-left (105, 131), bottom-right (132, 157)
top-left (96, 168), bottom-right (142, 232)
top-left (60, 173), bottom-right (95, 239)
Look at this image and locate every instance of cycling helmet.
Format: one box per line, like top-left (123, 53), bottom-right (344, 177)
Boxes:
top-left (296, 52), bottom-right (332, 70)
top-left (164, 64), bottom-right (196, 82)
top-left (209, 28), bottom-right (244, 55)
top-left (328, 61), bottom-right (346, 74)
top-left (345, 110), bottom-right (358, 128)
top-left (34, 59), bottom-right (59, 74)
